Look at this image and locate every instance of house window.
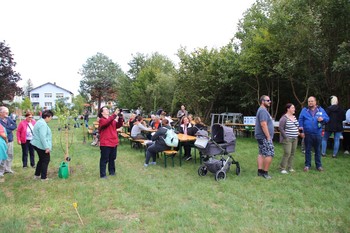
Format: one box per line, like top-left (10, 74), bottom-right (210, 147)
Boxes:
top-left (31, 93), bottom-right (39, 98)
top-left (45, 93), bottom-right (52, 98)
top-left (56, 93), bottom-right (64, 98)
top-left (45, 102), bottom-right (52, 107)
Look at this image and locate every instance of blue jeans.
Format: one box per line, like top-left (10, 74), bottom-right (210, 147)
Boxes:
top-left (321, 131), bottom-right (342, 156)
top-left (304, 134), bottom-right (322, 169)
top-left (99, 146), bottom-right (117, 177)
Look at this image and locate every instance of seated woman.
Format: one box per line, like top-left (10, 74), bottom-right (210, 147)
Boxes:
top-left (128, 113), bottom-right (136, 133)
top-left (144, 119), bottom-right (171, 167)
top-left (178, 116), bottom-right (195, 161)
top-left (193, 116), bottom-right (207, 133)
top-left (188, 114), bottom-right (196, 125)
top-left (130, 116), bottom-right (152, 140)
top-left (150, 116), bottom-right (162, 130)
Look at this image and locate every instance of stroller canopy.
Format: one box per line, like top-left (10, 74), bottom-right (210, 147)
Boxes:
top-left (211, 124), bottom-right (235, 143)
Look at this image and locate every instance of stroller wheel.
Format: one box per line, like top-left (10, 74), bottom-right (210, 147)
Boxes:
top-left (236, 166), bottom-right (241, 176)
top-left (215, 170), bottom-right (226, 181)
top-left (198, 165), bottom-right (208, 176)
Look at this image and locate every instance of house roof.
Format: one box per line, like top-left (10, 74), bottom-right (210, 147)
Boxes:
top-left (30, 82), bottom-right (73, 95)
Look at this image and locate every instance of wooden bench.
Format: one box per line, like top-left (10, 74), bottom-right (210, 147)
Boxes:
top-left (162, 150), bottom-right (178, 168)
top-left (129, 138), bottom-right (146, 151)
top-left (119, 132), bottom-right (130, 142)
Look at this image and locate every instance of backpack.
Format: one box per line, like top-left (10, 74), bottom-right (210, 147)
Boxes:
top-left (163, 127), bottom-right (179, 147)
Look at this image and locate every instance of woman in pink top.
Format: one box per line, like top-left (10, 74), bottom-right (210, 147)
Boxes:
top-left (17, 112), bottom-right (36, 168)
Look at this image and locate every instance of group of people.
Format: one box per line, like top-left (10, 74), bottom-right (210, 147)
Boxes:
top-left (255, 95), bottom-right (349, 179)
top-left (144, 111), bottom-right (207, 166)
top-left (0, 106), bottom-right (54, 182)
top-left (2, 98), bottom-right (349, 182)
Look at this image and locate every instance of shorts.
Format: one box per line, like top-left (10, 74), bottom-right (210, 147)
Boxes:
top-left (257, 139), bottom-right (274, 157)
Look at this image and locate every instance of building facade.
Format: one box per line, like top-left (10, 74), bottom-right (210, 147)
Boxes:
top-left (29, 82), bottom-right (73, 110)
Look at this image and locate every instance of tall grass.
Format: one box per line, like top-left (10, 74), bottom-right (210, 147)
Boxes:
top-left (0, 119), bottom-right (349, 232)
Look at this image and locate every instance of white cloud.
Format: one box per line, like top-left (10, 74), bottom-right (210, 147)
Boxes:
top-left (2, 0), bottom-right (255, 95)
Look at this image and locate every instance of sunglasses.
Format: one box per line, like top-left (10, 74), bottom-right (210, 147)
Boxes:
top-left (264, 99), bottom-right (271, 102)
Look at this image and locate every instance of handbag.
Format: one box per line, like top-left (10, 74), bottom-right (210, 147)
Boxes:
top-left (194, 136), bottom-right (209, 149)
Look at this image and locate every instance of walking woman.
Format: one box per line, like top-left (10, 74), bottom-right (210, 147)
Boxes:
top-left (17, 112), bottom-right (36, 168)
top-left (279, 103), bottom-right (300, 174)
top-left (31, 110), bottom-right (54, 181)
top-left (98, 107), bottom-right (124, 179)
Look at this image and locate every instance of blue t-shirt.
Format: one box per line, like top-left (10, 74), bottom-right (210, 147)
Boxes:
top-left (255, 107), bottom-right (274, 140)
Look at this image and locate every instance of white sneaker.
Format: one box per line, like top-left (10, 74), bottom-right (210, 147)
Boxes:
top-left (289, 169), bottom-right (295, 172)
top-left (281, 170), bottom-right (288, 174)
top-left (33, 175), bottom-right (41, 180)
top-left (150, 162), bottom-right (156, 165)
top-left (344, 150), bottom-right (349, 155)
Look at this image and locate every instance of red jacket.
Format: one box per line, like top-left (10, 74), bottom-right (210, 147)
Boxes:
top-left (99, 114), bottom-right (124, 147)
top-left (17, 119), bottom-right (36, 144)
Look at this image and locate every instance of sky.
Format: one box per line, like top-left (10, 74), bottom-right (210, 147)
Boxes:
top-left (2, 0), bottom-right (256, 95)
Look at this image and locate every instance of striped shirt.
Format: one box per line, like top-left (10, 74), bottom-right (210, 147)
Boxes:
top-left (284, 116), bottom-right (299, 138)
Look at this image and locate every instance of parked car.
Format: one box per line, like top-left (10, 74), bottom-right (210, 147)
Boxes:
top-left (120, 108), bottom-right (131, 122)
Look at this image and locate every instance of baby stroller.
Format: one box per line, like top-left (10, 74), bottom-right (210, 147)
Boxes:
top-left (196, 124), bottom-right (240, 181)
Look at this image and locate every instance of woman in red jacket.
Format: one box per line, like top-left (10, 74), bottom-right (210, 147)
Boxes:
top-left (98, 107), bottom-right (124, 179)
top-left (17, 112), bottom-right (36, 168)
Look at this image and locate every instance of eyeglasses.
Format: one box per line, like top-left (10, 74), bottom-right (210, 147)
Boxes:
top-left (27, 117), bottom-right (33, 118)
top-left (264, 99), bottom-right (271, 102)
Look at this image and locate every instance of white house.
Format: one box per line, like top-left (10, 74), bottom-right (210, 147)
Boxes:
top-left (30, 82), bottom-right (73, 110)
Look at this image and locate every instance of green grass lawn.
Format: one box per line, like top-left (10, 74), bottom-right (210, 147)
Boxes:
top-left (1, 119), bottom-right (350, 233)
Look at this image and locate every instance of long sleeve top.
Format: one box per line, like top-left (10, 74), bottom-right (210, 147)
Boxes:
top-left (299, 106), bottom-right (329, 135)
top-left (99, 114), bottom-right (124, 147)
top-left (0, 117), bottom-right (17, 142)
top-left (17, 119), bottom-right (36, 143)
top-left (30, 118), bottom-right (52, 151)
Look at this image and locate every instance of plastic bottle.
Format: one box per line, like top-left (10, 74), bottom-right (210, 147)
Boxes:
top-left (316, 112), bottom-right (322, 128)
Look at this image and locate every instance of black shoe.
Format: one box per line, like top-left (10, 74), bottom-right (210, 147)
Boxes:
top-left (186, 156), bottom-right (192, 161)
top-left (262, 173), bottom-right (272, 179)
top-left (257, 171), bottom-right (263, 176)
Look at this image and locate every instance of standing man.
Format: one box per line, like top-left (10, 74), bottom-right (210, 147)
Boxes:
top-left (0, 106), bottom-right (17, 175)
top-left (343, 108), bottom-right (350, 154)
top-left (299, 96), bottom-right (329, 172)
top-left (177, 105), bottom-right (188, 122)
top-left (255, 95), bottom-right (275, 179)
top-left (84, 109), bottom-right (89, 128)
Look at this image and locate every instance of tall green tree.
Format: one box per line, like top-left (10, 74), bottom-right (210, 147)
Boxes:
top-left (79, 53), bottom-right (124, 110)
top-left (119, 53), bottom-right (176, 114)
top-left (0, 41), bottom-right (22, 103)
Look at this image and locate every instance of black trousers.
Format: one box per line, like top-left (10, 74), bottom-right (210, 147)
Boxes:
top-left (33, 146), bottom-right (50, 179)
top-left (100, 146), bottom-right (117, 178)
top-left (21, 140), bottom-right (35, 167)
top-left (343, 132), bottom-right (350, 151)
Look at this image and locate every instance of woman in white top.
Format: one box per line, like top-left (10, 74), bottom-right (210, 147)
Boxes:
top-left (16, 112), bottom-right (36, 168)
